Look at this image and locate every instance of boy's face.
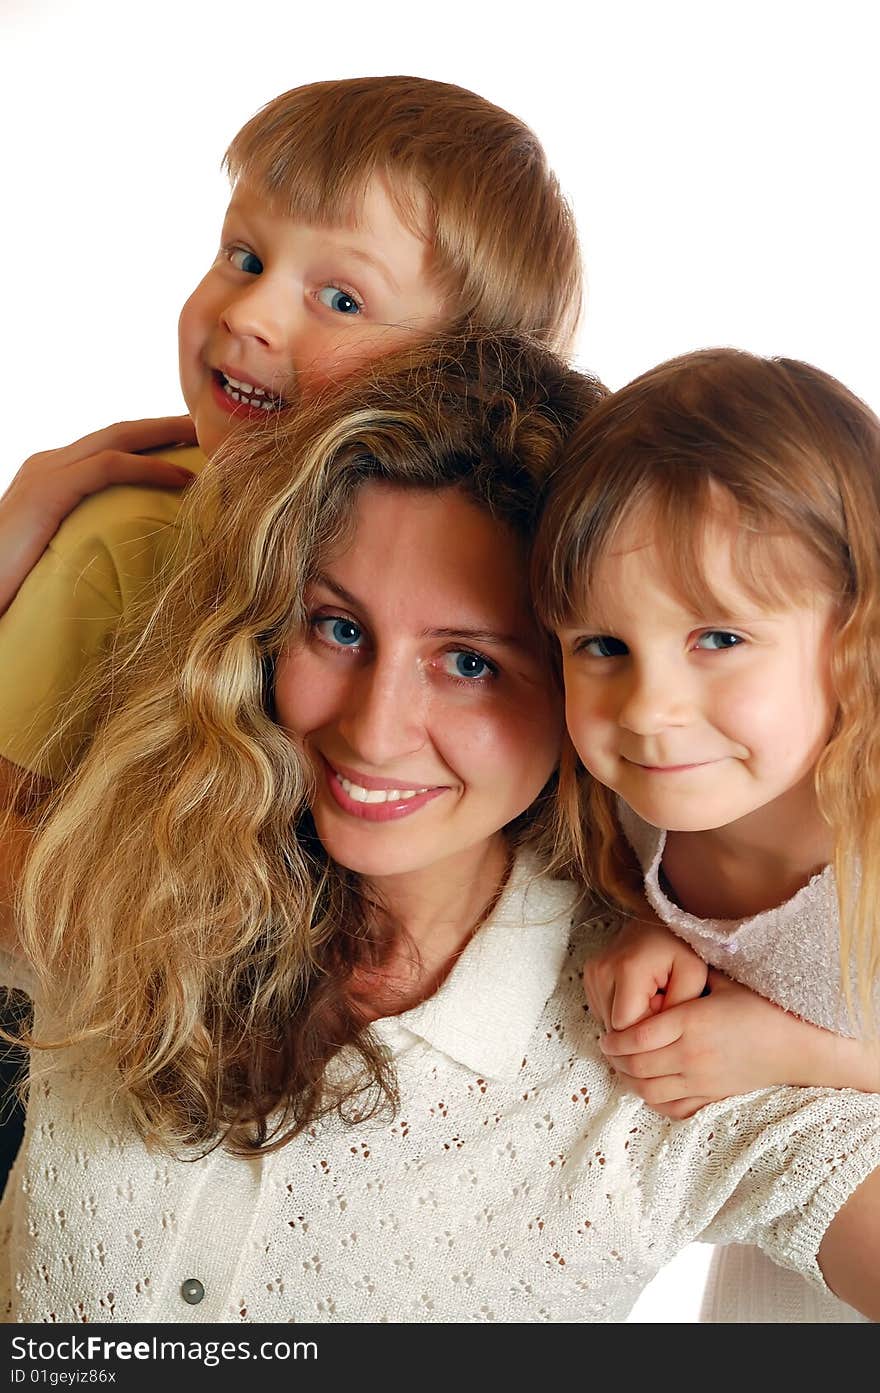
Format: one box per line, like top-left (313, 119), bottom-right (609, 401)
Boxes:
top-left (556, 510), bottom-right (838, 841)
top-left (178, 175), bottom-right (448, 457)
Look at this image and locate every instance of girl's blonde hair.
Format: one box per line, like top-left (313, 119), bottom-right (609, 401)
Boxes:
top-left (16, 334), bottom-right (601, 1154)
top-left (225, 75), bottom-right (583, 354)
top-left (533, 347), bottom-right (880, 1027)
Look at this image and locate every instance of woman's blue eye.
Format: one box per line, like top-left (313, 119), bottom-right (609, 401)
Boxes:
top-left (443, 650), bottom-right (495, 680)
top-left (316, 286), bottom-right (361, 315)
top-left (695, 630), bottom-right (743, 651)
top-left (579, 635), bottom-right (628, 658)
top-left (229, 248), bottom-right (263, 275)
top-left (315, 616), bottom-right (363, 648)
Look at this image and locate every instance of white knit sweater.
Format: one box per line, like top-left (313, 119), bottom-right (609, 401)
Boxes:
top-left (618, 801), bottom-right (873, 1322)
top-left (3, 855), bottom-right (880, 1324)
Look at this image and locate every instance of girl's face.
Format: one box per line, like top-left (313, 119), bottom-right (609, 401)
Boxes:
top-left (556, 509), bottom-right (839, 837)
top-left (274, 483), bottom-right (563, 883)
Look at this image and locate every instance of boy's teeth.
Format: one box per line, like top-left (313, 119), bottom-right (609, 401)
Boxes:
top-left (221, 374), bottom-right (281, 409)
top-left (337, 775), bottom-right (429, 804)
top-left (225, 374), bottom-right (261, 394)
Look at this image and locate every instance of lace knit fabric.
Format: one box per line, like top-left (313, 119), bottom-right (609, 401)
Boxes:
top-left (3, 856), bottom-right (880, 1324)
top-left (618, 800), bottom-right (871, 1322)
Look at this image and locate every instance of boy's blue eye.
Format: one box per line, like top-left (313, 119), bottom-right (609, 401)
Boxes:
top-left (316, 286), bottom-right (361, 315)
top-left (579, 636), bottom-right (628, 658)
top-left (315, 616), bottom-right (363, 647)
top-left (695, 630), bottom-right (743, 651)
top-left (442, 650), bottom-right (495, 680)
top-left (229, 247), bottom-right (263, 275)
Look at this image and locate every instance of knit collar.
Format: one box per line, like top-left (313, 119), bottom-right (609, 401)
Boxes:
top-left (370, 854), bottom-right (577, 1081)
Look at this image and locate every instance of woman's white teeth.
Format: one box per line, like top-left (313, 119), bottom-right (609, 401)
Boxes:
top-left (338, 775), bottom-right (429, 804)
top-left (222, 374), bottom-right (280, 409)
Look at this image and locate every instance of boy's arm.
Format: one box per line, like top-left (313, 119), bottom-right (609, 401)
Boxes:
top-left (0, 756), bottom-right (42, 955)
top-left (0, 458), bottom-right (197, 782)
top-left (1, 416), bottom-right (196, 615)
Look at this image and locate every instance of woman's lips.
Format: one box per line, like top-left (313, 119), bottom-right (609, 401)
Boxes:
top-left (320, 756), bottom-right (448, 823)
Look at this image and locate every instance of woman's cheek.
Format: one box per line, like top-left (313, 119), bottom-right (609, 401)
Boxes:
top-left (458, 688), bottom-right (563, 782)
top-left (273, 648), bottom-right (332, 735)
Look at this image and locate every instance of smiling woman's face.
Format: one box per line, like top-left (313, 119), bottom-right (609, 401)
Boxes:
top-left (274, 482), bottom-right (563, 883)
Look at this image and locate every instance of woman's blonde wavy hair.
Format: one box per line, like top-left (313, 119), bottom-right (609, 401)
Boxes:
top-left (532, 347), bottom-right (880, 1030)
top-left (15, 334), bottom-right (601, 1155)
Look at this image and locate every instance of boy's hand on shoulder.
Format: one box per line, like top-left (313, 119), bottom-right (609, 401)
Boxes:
top-left (0, 416), bottom-right (198, 616)
top-left (597, 970), bottom-right (857, 1120)
top-left (583, 916), bottom-right (708, 1034)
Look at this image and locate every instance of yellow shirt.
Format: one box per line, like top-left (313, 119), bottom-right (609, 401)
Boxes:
top-left (0, 445), bottom-right (206, 780)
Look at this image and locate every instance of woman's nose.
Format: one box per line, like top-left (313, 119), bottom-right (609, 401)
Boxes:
top-left (337, 660), bottom-right (426, 767)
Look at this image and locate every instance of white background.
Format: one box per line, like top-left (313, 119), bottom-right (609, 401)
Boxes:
top-left (3, 0), bottom-right (878, 1320)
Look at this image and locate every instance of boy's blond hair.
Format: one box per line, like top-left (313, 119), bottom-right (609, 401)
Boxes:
top-left (225, 76), bottom-right (582, 355)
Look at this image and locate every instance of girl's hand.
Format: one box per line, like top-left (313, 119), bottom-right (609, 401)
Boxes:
top-left (0, 417), bottom-right (198, 616)
top-left (598, 971), bottom-right (880, 1119)
top-left (583, 917), bottom-right (709, 1032)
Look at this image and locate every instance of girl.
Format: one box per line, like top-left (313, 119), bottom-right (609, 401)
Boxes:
top-left (533, 346), bottom-right (880, 1321)
top-left (3, 337), bottom-right (880, 1323)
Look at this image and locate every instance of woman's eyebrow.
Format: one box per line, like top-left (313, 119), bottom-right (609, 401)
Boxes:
top-left (425, 626), bottom-right (526, 650)
top-left (312, 575), bottom-right (363, 610)
top-left (312, 575), bottom-right (525, 650)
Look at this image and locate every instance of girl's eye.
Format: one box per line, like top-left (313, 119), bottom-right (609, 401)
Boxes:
top-left (441, 650), bottom-right (497, 681)
top-left (228, 247), bottom-right (263, 275)
top-left (577, 635), bottom-right (629, 659)
top-left (695, 630), bottom-right (743, 651)
top-left (316, 285), bottom-right (362, 315)
top-left (314, 616), bottom-right (363, 649)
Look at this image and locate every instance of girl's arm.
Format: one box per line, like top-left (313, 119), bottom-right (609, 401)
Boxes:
top-left (600, 970), bottom-right (880, 1119)
top-left (583, 915), bottom-right (708, 1032)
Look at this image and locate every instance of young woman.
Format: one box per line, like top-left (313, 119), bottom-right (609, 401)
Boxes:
top-left (3, 338), bottom-right (880, 1323)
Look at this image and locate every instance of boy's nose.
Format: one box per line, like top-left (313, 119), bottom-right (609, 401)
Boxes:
top-left (221, 278), bottom-right (304, 355)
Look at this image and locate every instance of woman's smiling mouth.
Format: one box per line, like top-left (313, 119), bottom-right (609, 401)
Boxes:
top-left (321, 755), bottom-right (448, 822)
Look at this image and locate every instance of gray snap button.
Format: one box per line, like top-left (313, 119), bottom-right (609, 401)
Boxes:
top-left (180, 1277), bottom-right (205, 1305)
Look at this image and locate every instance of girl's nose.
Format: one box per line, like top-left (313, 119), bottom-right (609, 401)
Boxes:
top-left (617, 660), bottom-right (693, 734)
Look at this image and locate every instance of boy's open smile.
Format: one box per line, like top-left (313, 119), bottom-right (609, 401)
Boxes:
top-left (178, 177), bottom-right (447, 457)
top-left (210, 367), bottom-right (287, 417)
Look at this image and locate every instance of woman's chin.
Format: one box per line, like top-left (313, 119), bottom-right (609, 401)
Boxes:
top-left (313, 818), bottom-right (429, 881)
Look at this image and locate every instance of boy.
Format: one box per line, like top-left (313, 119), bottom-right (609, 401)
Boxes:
top-left (0, 75), bottom-right (584, 1182)
top-left (0, 73), bottom-right (582, 784)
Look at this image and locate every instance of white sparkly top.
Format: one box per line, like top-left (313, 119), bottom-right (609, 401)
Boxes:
top-left (3, 854), bottom-right (880, 1324)
top-left (615, 799), bottom-right (878, 1036)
